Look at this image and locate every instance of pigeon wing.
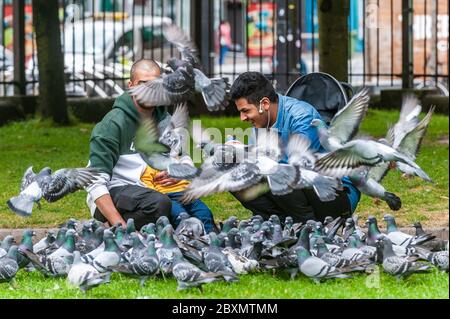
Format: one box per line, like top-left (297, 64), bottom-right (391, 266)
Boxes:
top-left (314, 147), bottom-right (382, 178)
top-left (162, 22), bottom-right (201, 68)
top-left (43, 168), bottom-right (99, 202)
top-left (396, 106), bottom-right (434, 160)
top-left (286, 134), bottom-right (316, 169)
top-left (20, 166), bottom-right (36, 192)
top-left (135, 116), bottom-right (170, 156)
top-left (128, 76), bottom-right (175, 107)
top-left (328, 88), bottom-right (370, 145)
top-left (181, 162), bottom-right (262, 203)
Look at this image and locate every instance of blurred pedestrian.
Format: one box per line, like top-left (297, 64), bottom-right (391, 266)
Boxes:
top-left (218, 20), bottom-right (232, 65)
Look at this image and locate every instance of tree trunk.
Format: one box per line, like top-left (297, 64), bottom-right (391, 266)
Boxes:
top-left (318, 0), bottom-right (349, 82)
top-left (32, 0), bottom-right (69, 124)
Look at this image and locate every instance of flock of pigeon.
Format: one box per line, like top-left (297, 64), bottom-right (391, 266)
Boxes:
top-left (6, 22), bottom-right (435, 217)
top-left (0, 213), bottom-right (448, 293)
top-left (2, 22), bottom-right (447, 295)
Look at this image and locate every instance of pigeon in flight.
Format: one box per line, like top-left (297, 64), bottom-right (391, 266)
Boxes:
top-left (135, 102), bottom-right (196, 173)
top-left (369, 104), bottom-right (435, 183)
top-left (7, 166), bottom-right (100, 217)
top-left (129, 22), bottom-right (230, 111)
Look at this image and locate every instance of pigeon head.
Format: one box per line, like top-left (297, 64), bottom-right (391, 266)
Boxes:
top-left (21, 229), bottom-right (36, 244)
top-left (323, 216), bottom-right (334, 225)
top-left (268, 215), bottom-right (281, 225)
top-left (284, 216), bottom-right (293, 226)
top-left (103, 229), bottom-right (116, 240)
top-left (238, 220), bottom-right (249, 230)
top-left (156, 216), bottom-right (171, 234)
top-left (412, 221), bottom-right (422, 229)
top-left (142, 223), bottom-right (156, 236)
top-left (159, 224), bottom-right (176, 246)
top-left (222, 216), bottom-right (239, 232)
top-left (1, 235), bottom-right (16, 249)
top-left (126, 218), bottom-right (136, 234)
top-left (176, 212), bottom-right (190, 222)
top-left (345, 217), bottom-right (354, 227)
top-left (382, 214), bottom-right (394, 222)
top-left (366, 216), bottom-right (378, 225)
top-left (39, 167), bottom-right (52, 176)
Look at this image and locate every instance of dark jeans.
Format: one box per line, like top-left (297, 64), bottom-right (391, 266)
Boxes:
top-left (232, 187), bottom-right (351, 224)
top-left (167, 192), bottom-right (217, 234)
top-left (93, 185), bottom-right (172, 230)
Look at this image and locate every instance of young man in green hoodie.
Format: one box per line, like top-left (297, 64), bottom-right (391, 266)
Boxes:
top-left (86, 59), bottom-right (215, 231)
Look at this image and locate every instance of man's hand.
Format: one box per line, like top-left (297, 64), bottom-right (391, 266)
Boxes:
top-left (154, 171), bottom-right (180, 187)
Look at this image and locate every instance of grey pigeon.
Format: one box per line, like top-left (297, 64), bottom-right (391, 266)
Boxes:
top-left (180, 129), bottom-right (301, 203)
top-left (313, 137), bottom-right (429, 180)
top-left (296, 246), bottom-right (351, 283)
top-left (222, 247), bottom-right (259, 274)
top-left (92, 229), bottom-right (122, 273)
top-left (67, 251), bottom-right (111, 292)
top-left (17, 229), bottom-right (35, 268)
top-left (7, 166), bottom-right (99, 217)
top-left (156, 224), bottom-right (183, 275)
top-left (22, 229), bottom-right (77, 277)
top-left (109, 239), bottom-right (160, 286)
top-left (175, 213), bottom-right (206, 238)
top-left (383, 214), bottom-right (435, 247)
top-left (203, 233), bottom-right (238, 282)
top-left (365, 216), bottom-right (384, 247)
top-left (156, 216), bottom-right (171, 238)
top-left (369, 97), bottom-right (434, 183)
top-left (129, 22), bottom-right (230, 111)
top-left (172, 253), bottom-right (224, 291)
top-left (135, 102), bottom-right (195, 172)
top-left (377, 237), bottom-right (432, 279)
top-left (33, 231), bottom-right (56, 255)
top-left (0, 245), bottom-right (19, 283)
top-left (286, 134), bottom-right (343, 201)
top-left (312, 88), bottom-right (370, 152)
top-left (311, 92), bottom-right (429, 179)
top-left (414, 246), bottom-right (448, 272)
top-left (0, 235), bottom-right (15, 258)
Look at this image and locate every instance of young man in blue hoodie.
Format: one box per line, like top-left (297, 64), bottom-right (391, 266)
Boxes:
top-left (229, 71), bottom-right (360, 223)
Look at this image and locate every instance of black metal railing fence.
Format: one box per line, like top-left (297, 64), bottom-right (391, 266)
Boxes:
top-left (0, 0), bottom-right (448, 97)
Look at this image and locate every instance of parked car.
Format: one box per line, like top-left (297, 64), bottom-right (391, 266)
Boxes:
top-left (26, 14), bottom-right (175, 97)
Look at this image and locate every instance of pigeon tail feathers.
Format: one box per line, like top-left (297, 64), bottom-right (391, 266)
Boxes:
top-left (7, 195), bottom-right (35, 217)
top-left (384, 192), bottom-right (402, 211)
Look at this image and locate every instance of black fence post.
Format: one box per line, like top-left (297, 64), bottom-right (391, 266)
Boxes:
top-left (191, 0), bottom-right (214, 77)
top-left (402, 0), bottom-right (414, 89)
top-left (13, 0), bottom-right (26, 95)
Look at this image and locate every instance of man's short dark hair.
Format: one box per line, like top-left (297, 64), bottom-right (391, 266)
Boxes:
top-left (130, 59), bottom-right (161, 82)
top-left (230, 72), bottom-right (278, 105)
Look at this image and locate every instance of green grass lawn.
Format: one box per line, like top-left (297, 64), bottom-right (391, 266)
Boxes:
top-left (0, 109), bottom-right (448, 298)
top-left (1, 267), bottom-right (448, 299)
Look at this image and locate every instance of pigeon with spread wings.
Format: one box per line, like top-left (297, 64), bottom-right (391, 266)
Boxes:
top-left (7, 166), bottom-right (100, 217)
top-left (129, 22), bottom-right (230, 111)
